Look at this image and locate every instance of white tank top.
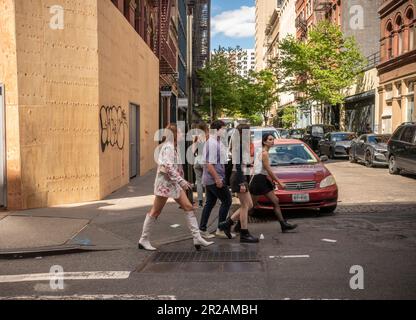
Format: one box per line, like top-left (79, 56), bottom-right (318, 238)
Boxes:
top-left (253, 150), bottom-right (268, 176)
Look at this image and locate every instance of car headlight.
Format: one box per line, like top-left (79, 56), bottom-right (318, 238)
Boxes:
top-left (375, 149), bottom-right (385, 154)
top-left (320, 175), bottom-right (336, 188)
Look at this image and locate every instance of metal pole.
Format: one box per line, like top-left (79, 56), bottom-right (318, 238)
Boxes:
top-left (186, 3), bottom-right (194, 203)
top-left (210, 87), bottom-right (213, 122)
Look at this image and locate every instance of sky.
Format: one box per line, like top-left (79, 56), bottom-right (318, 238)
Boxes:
top-left (211, 0), bottom-right (255, 50)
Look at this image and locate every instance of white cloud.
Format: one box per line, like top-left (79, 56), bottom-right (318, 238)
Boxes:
top-left (212, 6), bottom-right (255, 38)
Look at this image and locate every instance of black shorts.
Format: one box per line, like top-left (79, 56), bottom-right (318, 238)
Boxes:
top-left (249, 174), bottom-right (274, 196)
top-left (230, 172), bottom-right (249, 193)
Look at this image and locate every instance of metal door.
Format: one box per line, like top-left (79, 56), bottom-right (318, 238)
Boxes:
top-left (129, 104), bottom-right (140, 179)
top-left (0, 84), bottom-right (6, 207)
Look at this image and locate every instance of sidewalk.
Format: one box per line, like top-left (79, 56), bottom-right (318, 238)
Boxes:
top-left (0, 170), bottom-right (226, 258)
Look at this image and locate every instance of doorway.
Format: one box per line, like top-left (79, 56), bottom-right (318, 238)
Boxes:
top-left (129, 103), bottom-right (140, 179)
top-left (0, 84), bottom-right (6, 207)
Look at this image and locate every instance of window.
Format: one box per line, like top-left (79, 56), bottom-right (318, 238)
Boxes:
top-left (386, 22), bottom-right (394, 59)
top-left (396, 82), bottom-right (402, 97)
top-left (391, 125), bottom-right (404, 140)
top-left (396, 15), bottom-right (403, 55)
top-left (386, 85), bottom-right (393, 100)
top-left (368, 135), bottom-right (391, 144)
top-left (400, 126), bottom-right (416, 143)
top-left (406, 8), bottom-right (414, 50)
top-left (331, 133), bottom-right (357, 142)
top-left (407, 96), bottom-right (415, 122)
top-left (269, 144), bottom-right (318, 166)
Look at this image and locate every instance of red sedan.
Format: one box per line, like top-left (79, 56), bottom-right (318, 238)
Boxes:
top-left (254, 139), bottom-right (338, 214)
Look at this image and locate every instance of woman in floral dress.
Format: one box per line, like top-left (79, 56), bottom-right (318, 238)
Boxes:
top-left (138, 123), bottom-right (214, 251)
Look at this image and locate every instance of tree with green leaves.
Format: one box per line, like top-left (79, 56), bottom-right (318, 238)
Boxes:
top-left (197, 46), bottom-right (245, 121)
top-left (274, 20), bottom-right (366, 112)
top-left (281, 105), bottom-right (297, 128)
top-left (238, 69), bottom-right (280, 125)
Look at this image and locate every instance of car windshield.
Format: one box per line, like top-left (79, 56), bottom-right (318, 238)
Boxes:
top-left (312, 126), bottom-right (324, 135)
top-left (290, 129), bottom-right (303, 135)
top-left (251, 130), bottom-right (279, 141)
top-left (368, 135), bottom-right (390, 144)
top-left (331, 133), bottom-right (356, 142)
top-left (269, 144), bottom-right (318, 166)
top-left (279, 130), bottom-right (289, 136)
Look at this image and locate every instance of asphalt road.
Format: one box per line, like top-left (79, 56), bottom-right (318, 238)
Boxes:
top-left (1, 159), bottom-right (415, 300)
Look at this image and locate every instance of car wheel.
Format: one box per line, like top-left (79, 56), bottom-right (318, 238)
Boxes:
top-left (389, 155), bottom-right (400, 175)
top-left (365, 151), bottom-right (373, 168)
top-left (320, 206), bottom-right (337, 214)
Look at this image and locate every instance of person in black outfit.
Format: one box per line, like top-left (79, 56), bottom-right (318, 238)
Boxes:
top-left (249, 133), bottom-right (298, 233)
top-left (218, 124), bottom-right (259, 243)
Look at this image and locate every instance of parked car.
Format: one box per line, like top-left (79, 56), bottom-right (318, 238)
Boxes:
top-left (350, 134), bottom-right (391, 167)
top-left (254, 139), bottom-right (338, 214)
top-left (318, 132), bottom-right (357, 159)
top-left (288, 128), bottom-right (305, 140)
top-left (302, 124), bottom-right (337, 153)
top-left (275, 128), bottom-right (290, 139)
top-left (387, 122), bottom-right (416, 175)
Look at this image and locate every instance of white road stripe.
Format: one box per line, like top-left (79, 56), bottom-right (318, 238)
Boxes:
top-left (0, 294), bottom-right (176, 300)
top-left (0, 271), bottom-right (131, 283)
top-left (269, 255), bottom-right (310, 259)
top-left (321, 239), bottom-right (337, 243)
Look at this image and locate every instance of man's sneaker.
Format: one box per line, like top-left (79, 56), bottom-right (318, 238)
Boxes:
top-left (200, 230), bottom-right (215, 239)
top-left (215, 229), bottom-right (236, 239)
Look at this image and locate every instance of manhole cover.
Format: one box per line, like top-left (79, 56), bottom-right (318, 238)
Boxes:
top-left (152, 251), bottom-right (260, 263)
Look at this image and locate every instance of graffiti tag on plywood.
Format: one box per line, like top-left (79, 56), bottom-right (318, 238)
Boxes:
top-left (100, 106), bottom-right (128, 152)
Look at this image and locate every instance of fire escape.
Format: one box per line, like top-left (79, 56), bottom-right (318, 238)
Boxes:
top-left (189, 0), bottom-right (210, 71)
top-left (155, 0), bottom-right (177, 75)
top-left (295, 15), bottom-right (308, 40)
top-left (314, 0), bottom-right (333, 22)
top-left (189, 0), bottom-right (210, 105)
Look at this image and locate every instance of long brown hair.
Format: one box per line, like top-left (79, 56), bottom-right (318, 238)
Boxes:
top-left (192, 121), bottom-right (209, 143)
top-left (161, 123), bottom-right (178, 146)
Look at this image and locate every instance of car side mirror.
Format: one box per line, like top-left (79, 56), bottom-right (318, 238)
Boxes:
top-left (320, 155), bottom-right (329, 162)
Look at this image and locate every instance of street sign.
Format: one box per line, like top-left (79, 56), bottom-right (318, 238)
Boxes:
top-left (161, 91), bottom-right (172, 97)
top-left (178, 98), bottom-right (188, 108)
top-left (161, 86), bottom-right (172, 97)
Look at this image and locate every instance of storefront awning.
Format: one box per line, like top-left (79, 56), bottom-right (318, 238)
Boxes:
top-left (345, 90), bottom-right (376, 103)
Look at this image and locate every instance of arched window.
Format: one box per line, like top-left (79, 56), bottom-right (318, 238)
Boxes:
top-left (406, 8), bottom-right (414, 51)
top-left (386, 22), bottom-right (393, 59)
top-left (396, 15), bottom-right (403, 55)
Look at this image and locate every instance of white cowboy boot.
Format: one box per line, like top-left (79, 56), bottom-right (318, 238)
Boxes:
top-left (138, 214), bottom-right (157, 251)
top-left (185, 211), bottom-right (214, 250)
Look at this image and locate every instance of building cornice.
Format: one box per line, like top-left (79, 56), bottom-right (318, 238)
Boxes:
top-left (377, 50), bottom-right (416, 75)
top-left (378, 0), bottom-right (408, 18)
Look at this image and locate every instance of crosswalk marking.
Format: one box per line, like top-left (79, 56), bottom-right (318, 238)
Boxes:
top-left (0, 271), bottom-right (131, 283)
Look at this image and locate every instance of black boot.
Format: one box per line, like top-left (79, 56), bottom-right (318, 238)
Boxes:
top-left (280, 220), bottom-right (298, 232)
top-left (218, 218), bottom-right (235, 239)
top-left (233, 221), bottom-right (241, 233)
top-left (240, 229), bottom-right (259, 243)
